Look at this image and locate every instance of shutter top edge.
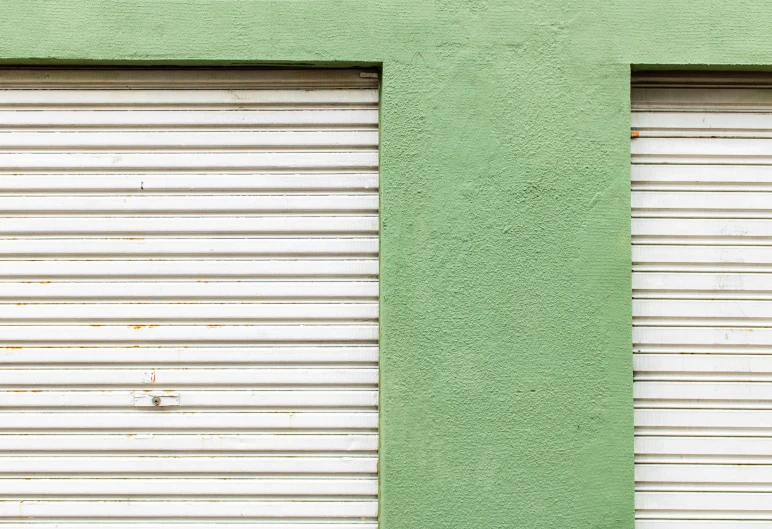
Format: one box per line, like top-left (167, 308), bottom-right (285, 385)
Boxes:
top-left (633, 70), bottom-right (772, 88)
top-left (0, 68), bottom-right (379, 89)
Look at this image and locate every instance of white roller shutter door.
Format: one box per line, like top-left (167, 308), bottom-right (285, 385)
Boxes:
top-left (633, 72), bottom-right (772, 527)
top-left (0, 68), bottom-right (378, 526)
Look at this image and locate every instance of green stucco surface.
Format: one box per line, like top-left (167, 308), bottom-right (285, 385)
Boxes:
top-left (4, 1), bottom-right (771, 527)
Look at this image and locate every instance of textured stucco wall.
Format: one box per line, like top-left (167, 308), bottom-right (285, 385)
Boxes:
top-left (2, 1), bottom-right (771, 527)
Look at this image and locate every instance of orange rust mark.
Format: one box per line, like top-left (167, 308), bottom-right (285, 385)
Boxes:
top-left (631, 131), bottom-right (640, 138)
top-left (39, 281), bottom-right (50, 285)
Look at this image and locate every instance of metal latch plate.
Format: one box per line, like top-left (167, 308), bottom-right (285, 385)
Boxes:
top-left (134, 393), bottom-right (180, 408)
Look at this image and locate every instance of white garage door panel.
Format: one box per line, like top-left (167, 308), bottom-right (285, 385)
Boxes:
top-left (633, 73), bottom-right (772, 526)
top-left (0, 68), bottom-right (379, 525)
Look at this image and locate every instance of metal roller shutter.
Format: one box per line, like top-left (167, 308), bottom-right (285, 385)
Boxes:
top-left (632, 72), bottom-right (772, 527)
top-left (0, 68), bottom-right (379, 527)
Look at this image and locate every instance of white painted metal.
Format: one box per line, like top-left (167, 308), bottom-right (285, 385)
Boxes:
top-left (0, 68), bottom-right (378, 527)
top-left (632, 73), bottom-right (772, 526)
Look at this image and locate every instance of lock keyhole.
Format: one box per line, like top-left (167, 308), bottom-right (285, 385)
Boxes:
top-left (151, 396), bottom-right (162, 406)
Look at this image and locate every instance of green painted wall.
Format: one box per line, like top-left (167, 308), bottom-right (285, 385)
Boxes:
top-left (3, 1), bottom-right (772, 527)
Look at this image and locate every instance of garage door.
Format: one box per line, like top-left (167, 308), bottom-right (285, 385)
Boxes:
top-left (632, 72), bottom-right (772, 526)
top-left (0, 69), bottom-right (379, 526)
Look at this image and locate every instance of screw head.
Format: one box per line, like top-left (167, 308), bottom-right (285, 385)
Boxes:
top-left (151, 396), bottom-right (162, 406)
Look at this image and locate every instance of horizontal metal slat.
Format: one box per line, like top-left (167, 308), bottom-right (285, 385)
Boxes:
top-left (634, 328), bottom-right (772, 347)
top-left (633, 137), bottom-right (772, 157)
top-left (0, 433), bottom-right (378, 452)
top-left (0, 89), bottom-right (379, 106)
top-left (632, 87), bottom-right (772, 110)
top-left (0, 238), bottom-right (379, 257)
top-left (0, 303), bottom-right (379, 323)
top-left (633, 112), bottom-right (772, 137)
top-left (0, 346), bottom-right (379, 365)
top-left (634, 354), bottom-right (772, 381)
top-left (0, 194), bottom-right (378, 214)
top-left (0, 216), bottom-right (379, 236)
top-left (0, 130), bottom-right (378, 149)
top-left (0, 411), bottom-right (379, 431)
top-left (632, 72), bottom-right (772, 87)
top-left (0, 152), bottom-right (379, 170)
top-left (0, 367), bottom-right (378, 387)
top-left (635, 382), bottom-right (772, 407)
top-left (0, 174), bottom-right (379, 192)
top-left (636, 409), bottom-right (772, 432)
top-left (633, 219), bottom-right (772, 244)
top-left (0, 257), bottom-right (378, 282)
top-left (634, 299), bottom-right (772, 326)
top-left (0, 325), bottom-right (379, 345)
top-left (633, 191), bottom-right (772, 216)
top-left (636, 491), bottom-right (772, 518)
top-left (0, 456), bottom-right (377, 474)
top-left (0, 499), bottom-right (378, 519)
top-left (0, 109), bottom-right (380, 128)
top-left (0, 390), bottom-right (379, 408)
top-left (0, 281), bottom-right (378, 300)
top-left (633, 272), bottom-right (772, 299)
top-left (0, 477), bottom-right (378, 497)
top-left (636, 522), bottom-right (772, 528)
top-left (633, 246), bottom-right (772, 268)
top-left (636, 464), bottom-right (772, 491)
top-left (633, 164), bottom-right (772, 187)
top-left (636, 436), bottom-right (772, 463)
top-left (0, 525), bottom-right (378, 529)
